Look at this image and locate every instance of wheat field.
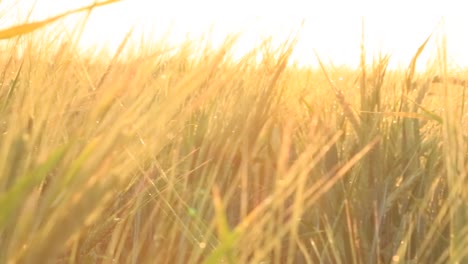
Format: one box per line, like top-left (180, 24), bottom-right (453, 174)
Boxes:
top-left (0, 2), bottom-right (467, 263)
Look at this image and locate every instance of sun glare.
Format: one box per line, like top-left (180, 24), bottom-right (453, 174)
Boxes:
top-left (2, 0), bottom-right (467, 70)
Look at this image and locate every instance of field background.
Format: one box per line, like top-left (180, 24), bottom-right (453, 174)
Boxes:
top-left (0, 1), bottom-right (467, 263)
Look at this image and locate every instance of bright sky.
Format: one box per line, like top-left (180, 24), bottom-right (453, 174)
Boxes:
top-left (2, 0), bottom-right (468, 70)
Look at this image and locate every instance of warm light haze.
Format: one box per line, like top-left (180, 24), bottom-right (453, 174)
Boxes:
top-left (1, 1), bottom-right (467, 263)
top-left (2, 0), bottom-right (468, 70)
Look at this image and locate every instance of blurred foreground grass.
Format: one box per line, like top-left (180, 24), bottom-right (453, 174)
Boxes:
top-left (0, 5), bottom-right (467, 263)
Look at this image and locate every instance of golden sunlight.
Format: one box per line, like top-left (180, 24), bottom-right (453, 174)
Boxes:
top-left (1, 1), bottom-right (467, 263)
top-left (2, 0), bottom-right (468, 69)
